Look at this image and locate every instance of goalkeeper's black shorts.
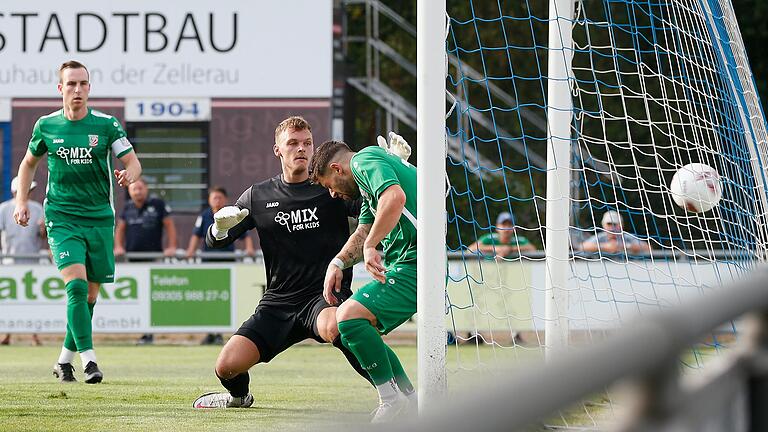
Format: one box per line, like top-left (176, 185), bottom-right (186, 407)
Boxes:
top-left (234, 292), bottom-right (352, 363)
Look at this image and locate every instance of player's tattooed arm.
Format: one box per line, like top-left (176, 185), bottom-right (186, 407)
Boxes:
top-left (325, 223), bottom-right (372, 305)
top-left (336, 223), bottom-right (371, 268)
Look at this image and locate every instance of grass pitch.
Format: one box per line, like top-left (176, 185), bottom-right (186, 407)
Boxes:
top-left (0, 343), bottom-right (393, 432)
top-left (0, 340), bottom-right (620, 431)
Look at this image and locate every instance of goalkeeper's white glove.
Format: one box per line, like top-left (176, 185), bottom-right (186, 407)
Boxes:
top-left (212, 206), bottom-right (250, 240)
top-left (377, 131), bottom-right (412, 161)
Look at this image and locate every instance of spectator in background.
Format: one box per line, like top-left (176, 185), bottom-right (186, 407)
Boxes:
top-left (114, 178), bottom-right (178, 345)
top-left (0, 176), bottom-right (46, 346)
top-left (186, 186), bottom-right (256, 345)
top-left (580, 210), bottom-right (651, 255)
top-left (467, 211), bottom-right (536, 258)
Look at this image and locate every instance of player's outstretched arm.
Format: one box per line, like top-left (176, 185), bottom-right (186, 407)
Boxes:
top-left (207, 187), bottom-right (257, 249)
top-left (205, 206), bottom-right (254, 249)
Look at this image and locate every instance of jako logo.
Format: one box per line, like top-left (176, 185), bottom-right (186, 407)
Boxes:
top-left (266, 202), bottom-right (279, 208)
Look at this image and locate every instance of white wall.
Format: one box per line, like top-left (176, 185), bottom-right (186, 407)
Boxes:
top-left (447, 257), bottom-right (754, 332)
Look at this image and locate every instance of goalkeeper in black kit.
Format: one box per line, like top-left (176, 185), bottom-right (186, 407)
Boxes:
top-left (193, 116), bottom-right (411, 409)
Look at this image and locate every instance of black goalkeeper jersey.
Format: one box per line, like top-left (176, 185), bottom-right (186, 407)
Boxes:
top-left (206, 175), bottom-right (359, 307)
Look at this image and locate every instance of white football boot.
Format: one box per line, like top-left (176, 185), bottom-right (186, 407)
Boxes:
top-left (193, 392), bottom-right (254, 409)
top-left (370, 393), bottom-right (409, 423)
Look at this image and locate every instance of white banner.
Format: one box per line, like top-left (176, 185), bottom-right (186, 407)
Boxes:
top-left (0, 1), bottom-right (332, 97)
top-left (124, 98), bottom-right (211, 122)
top-left (0, 262), bottom-right (373, 334)
top-left (0, 264), bottom-right (238, 333)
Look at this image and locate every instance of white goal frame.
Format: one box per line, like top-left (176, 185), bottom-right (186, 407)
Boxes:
top-left (416, 0), bottom-right (447, 409)
top-left (415, 0), bottom-right (576, 405)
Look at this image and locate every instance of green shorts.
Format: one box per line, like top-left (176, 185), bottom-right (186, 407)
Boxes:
top-left (351, 264), bottom-right (416, 335)
top-left (47, 221), bottom-right (115, 283)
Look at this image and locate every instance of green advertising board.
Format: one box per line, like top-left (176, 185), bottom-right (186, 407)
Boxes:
top-left (150, 269), bottom-right (231, 326)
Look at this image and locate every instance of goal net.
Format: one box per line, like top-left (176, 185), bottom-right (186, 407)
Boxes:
top-left (442, 0), bottom-right (768, 427)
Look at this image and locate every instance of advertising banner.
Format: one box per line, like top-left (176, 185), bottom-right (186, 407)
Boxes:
top-left (0, 259), bottom-right (749, 335)
top-left (0, 262), bottom-right (364, 334)
top-left (0, 265), bottom-right (238, 333)
top-left (0, 1), bottom-right (332, 97)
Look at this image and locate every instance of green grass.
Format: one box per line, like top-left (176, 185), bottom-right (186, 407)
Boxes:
top-left (0, 341), bottom-right (631, 431)
top-left (0, 344), bottom-right (390, 432)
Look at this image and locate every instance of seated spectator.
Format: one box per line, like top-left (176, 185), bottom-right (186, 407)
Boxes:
top-left (0, 176), bottom-right (46, 346)
top-left (114, 178), bottom-right (178, 345)
top-left (580, 210), bottom-right (651, 255)
top-left (468, 211), bottom-right (536, 257)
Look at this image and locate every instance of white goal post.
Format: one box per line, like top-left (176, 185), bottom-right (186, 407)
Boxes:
top-left (416, 0), bottom-right (447, 408)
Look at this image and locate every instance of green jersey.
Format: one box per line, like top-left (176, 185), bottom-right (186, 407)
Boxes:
top-left (28, 109), bottom-right (133, 227)
top-left (478, 233), bottom-right (531, 247)
top-left (351, 146), bottom-right (417, 267)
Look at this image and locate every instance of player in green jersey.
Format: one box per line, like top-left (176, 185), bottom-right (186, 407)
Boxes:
top-left (310, 139), bottom-right (417, 423)
top-left (13, 60), bottom-right (142, 384)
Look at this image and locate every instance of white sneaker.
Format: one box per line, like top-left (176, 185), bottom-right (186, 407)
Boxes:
top-left (193, 392), bottom-right (254, 409)
top-left (371, 393), bottom-right (409, 423)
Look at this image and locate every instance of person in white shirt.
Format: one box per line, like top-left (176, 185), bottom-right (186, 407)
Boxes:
top-left (0, 176), bottom-right (46, 346)
top-left (580, 210), bottom-right (651, 255)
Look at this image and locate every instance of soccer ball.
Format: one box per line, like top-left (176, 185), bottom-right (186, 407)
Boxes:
top-left (670, 163), bottom-right (722, 213)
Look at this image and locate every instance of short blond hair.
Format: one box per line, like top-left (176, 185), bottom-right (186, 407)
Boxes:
top-left (274, 116), bottom-right (312, 142)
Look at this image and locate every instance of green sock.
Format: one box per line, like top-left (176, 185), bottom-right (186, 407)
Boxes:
top-left (64, 300), bottom-right (95, 352)
top-left (384, 345), bottom-right (413, 394)
top-left (338, 319), bottom-right (394, 386)
top-left (65, 279), bottom-right (93, 352)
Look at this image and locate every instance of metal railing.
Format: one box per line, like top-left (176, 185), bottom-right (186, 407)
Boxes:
top-left (449, 249), bottom-right (757, 261)
top-left (341, 0), bottom-right (550, 167)
top-left (0, 249), bottom-right (754, 265)
top-left (1, 249), bottom-right (754, 267)
top-left (0, 251), bottom-right (263, 264)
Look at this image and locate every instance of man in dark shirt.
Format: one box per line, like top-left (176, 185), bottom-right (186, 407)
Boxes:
top-left (192, 116), bottom-right (371, 409)
top-left (115, 178), bottom-right (177, 258)
top-left (114, 178), bottom-right (177, 345)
